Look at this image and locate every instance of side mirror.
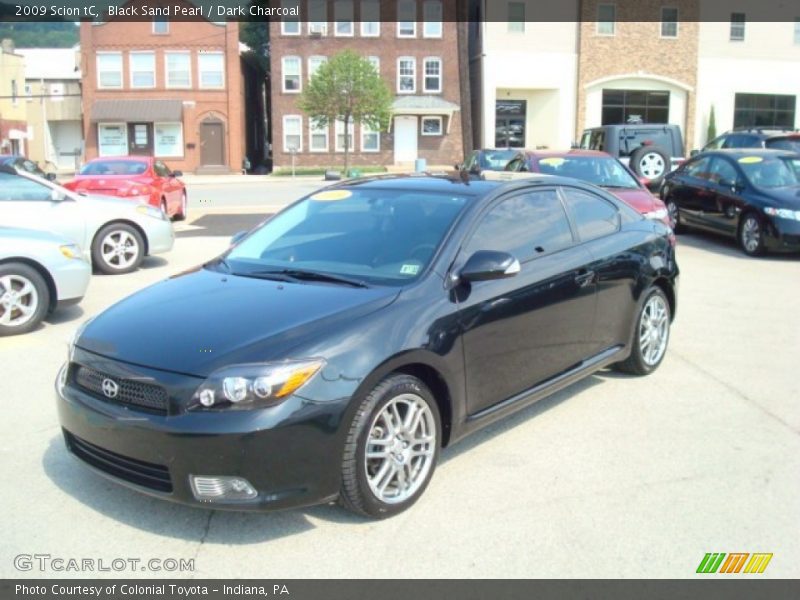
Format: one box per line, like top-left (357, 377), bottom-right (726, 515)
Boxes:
top-left (50, 189), bottom-right (66, 202)
top-left (230, 230), bottom-right (248, 245)
top-left (460, 250), bottom-right (520, 282)
top-left (690, 149), bottom-right (699, 157)
top-left (45, 172), bottom-right (57, 181)
top-left (570, 141), bottom-right (579, 149)
top-left (171, 170), bottom-right (183, 177)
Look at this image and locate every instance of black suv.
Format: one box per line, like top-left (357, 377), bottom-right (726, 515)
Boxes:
top-left (697, 128), bottom-right (800, 155)
top-left (578, 123), bottom-right (685, 187)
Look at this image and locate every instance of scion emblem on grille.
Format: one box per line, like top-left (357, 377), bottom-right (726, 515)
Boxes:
top-left (101, 378), bottom-right (119, 399)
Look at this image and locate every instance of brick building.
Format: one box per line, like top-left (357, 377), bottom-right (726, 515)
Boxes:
top-left (79, 0), bottom-right (244, 173)
top-left (0, 39), bottom-right (28, 156)
top-left (269, 0), bottom-right (464, 170)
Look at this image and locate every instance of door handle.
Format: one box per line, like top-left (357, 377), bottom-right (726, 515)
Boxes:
top-left (574, 270), bottom-right (595, 287)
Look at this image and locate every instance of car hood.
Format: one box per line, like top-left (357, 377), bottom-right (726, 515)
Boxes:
top-left (604, 187), bottom-right (658, 213)
top-left (77, 267), bottom-right (401, 377)
top-left (762, 186), bottom-right (800, 208)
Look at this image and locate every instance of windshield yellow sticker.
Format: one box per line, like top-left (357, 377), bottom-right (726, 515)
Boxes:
top-left (310, 190), bottom-right (352, 201)
top-left (738, 156), bottom-right (763, 164)
top-left (539, 157), bottom-right (566, 167)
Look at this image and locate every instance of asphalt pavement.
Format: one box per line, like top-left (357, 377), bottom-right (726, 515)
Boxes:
top-left (1, 179), bottom-right (798, 578)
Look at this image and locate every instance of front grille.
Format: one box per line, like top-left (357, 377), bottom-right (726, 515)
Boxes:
top-left (74, 365), bottom-right (169, 415)
top-left (65, 431), bottom-right (173, 493)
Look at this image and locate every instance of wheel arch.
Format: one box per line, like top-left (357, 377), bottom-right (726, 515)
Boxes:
top-left (0, 257), bottom-right (58, 313)
top-left (652, 277), bottom-right (676, 322)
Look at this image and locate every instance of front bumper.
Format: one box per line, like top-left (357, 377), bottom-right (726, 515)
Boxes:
top-left (141, 217), bottom-right (175, 256)
top-left (52, 258), bottom-right (91, 304)
top-left (55, 354), bottom-right (348, 512)
top-left (765, 216), bottom-right (800, 252)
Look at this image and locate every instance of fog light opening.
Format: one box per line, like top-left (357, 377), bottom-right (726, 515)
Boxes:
top-left (190, 476), bottom-right (257, 502)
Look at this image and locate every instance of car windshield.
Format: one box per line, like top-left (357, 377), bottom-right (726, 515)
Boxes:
top-left (79, 160), bottom-right (148, 176)
top-left (222, 186), bottom-right (471, 286)
top-left (738, 156), bottom-right (800, 188)
top-left (536, 156), bottom-right (640, 189)
top-left (480, 149), bottom-right (517, 170)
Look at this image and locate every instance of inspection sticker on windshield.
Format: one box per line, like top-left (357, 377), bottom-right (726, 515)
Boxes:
top-left (310, 190), bottom-right (352, 201)
top-left (539, 157), bottom-right (566, 167)
top-left (738, 156), bottom-right (764, 164)
top-left (400, 264), bottom-right (420, 276)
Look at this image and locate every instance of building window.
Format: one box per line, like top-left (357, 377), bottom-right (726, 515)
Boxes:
top-left (397, 0), bottom-right (416, 37)
top-left (165, 51), bottom-right (191, 88)
top-left (730, 13), bottom-right (745, 41)
top-left (49, 83), bottom-right (64, 101)
top-left (308, 0), bottom-right (327, 35)
top-left (421, 116), bottom-right (443, 136)
top-left (335, 119), bottom-right (354, 152)
top-left (309, 121), bottom-right (328, 152)
top-left (597, 4), bottom-right (616, 36)
top-left (308, 56), bottom-right (327, 81)
top-left (153, 17), bottom-right (168, 34)
top-left (361, 0), bottom-right (380, 36)
top-left (10, 79), bottom-right (17, 105)
top-left (334, 0), bottom-right (354, 36)
top-left (495, 100), bottom-right (526, 148)
top-left (397, 57), bottom-right (416, 93)
top-left (508, 2), bottom-right (525, 33)
top-left (283, 115), bottom-right (302, 152)
top-left (601, 89), bottom-right (670, 124)
top-left (423, 57), bottom-right (441, 93)
top-left (661, 7), bottom-right (678, 38)
top-left (97, 123), bottom-right (128, 156)
top-left (154, 122), bottom-right (183, 157)
top-left (794, 17), bottom-right (800, 44)
top-left (282, 56), bottom-right (302, 92)
top-left (281, 0), bottom-right (301, 35)
top-left (734, 93), bottom-right (796, 128)
top-left (361, 122), bottom-right (380, 152)
top-left (198, 52), bottom-right (225, 89)
top-left (368, 56), bottom-right (380, 73)
top-left (24, 83), bottom-right (32, 101)
top-left (129, 51), bottom-right (155, 88)
top-left (423, 0), bottom-right (442, 38)
top-left (97, 52), bottom-right (122, 89)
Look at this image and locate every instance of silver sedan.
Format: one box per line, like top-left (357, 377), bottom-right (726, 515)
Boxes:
top-left (0, 227), bottom-right (91, 336)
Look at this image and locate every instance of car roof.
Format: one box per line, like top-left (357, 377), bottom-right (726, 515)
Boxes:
top-left (728, 128), bottom-right (799, 138)
top-left (703, 148), bottom-right (797, 158)
top-left (522, 149), bottom-right (612, 159)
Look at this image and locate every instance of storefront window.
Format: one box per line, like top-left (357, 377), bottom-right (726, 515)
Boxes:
top-left (734, 93), bottom-right (796, 128)
top-left (154, 123), bottom-right (184, 157)
top-left (97, 123), bottom-right (128, 156)
top-left (602, 90), bottom-right (670, 125)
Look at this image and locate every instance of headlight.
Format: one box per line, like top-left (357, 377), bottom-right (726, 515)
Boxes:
top-left (190, 359), bottom-right (325, 410)
top-left (644, 208), bottom-right (669, 221)
top-left (764, 207), bottom-right (800, 221)
top-left (136, 204), bottom-right (168, 220)
top-left (59, 243), bottom-right (82, 260)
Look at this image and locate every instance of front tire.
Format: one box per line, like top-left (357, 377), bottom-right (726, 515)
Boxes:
top-left (0, 263), bottom-right (50, 336)
top-left (340, 374), bottom-right (441, 519)
top-left (92, 223), bottom-right (145, 275)
top-left (665, 198), bottom-right (685, 233)
top-left (738, 212), bottom-right (765, 257)
top-left (617, 287), bottom-right (671, 376)
top-left (173, 191), bottom-right (187, 222)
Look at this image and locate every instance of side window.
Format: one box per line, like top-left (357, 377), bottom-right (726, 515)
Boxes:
top-left (561, 188), bottom-right (619, 242)
top-left (463, 152), bottom-right (478, 171)
top-left (704, 136), bottom-right (725, 151)
top-left (504, 157), bottom-right (523, 171)
top-left (684, 156), bottom-right (711, 180)
top-left (723, 134), bottom-right (760, 149)
top-left (0, 173), bottom-right (53, 201)
top-left (153, 161), bottom-right (170, 177)
top-left (464, 190), bottom-right (574, 262)
top-left (707, 157), bottom-right (739, 185)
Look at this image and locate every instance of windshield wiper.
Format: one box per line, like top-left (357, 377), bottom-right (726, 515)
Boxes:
top-left (248, 268), bottom-right (369, 288)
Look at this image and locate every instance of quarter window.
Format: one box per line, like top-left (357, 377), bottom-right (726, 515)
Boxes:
top-left (464, 190), bottom-right (574, 263)
top-left (97, 52), bottom-right (122, 89)
top-left (423, 57), bottom-right (441, 93)
top-left (282, 56), bottom-right (302, 92)
top-left (561, 188), bottom-right (619, 242)
top-left (398, 57), bottom-right (416, 93)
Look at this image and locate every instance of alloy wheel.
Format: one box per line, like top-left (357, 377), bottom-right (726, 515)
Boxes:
top-left (100, 230), bottom-right (140, 270)
top-left (741, 216), bottom-right (761, 254)
top-left (0, 274), bottom-right (39, 328)
top-left (639, 294), bottom-right (669, 367)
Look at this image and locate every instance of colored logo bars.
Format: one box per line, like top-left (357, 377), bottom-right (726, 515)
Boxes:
top-left (697, 553), bottom-right (773, 574)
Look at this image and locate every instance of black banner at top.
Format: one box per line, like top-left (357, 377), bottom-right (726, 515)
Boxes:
top-left (0, 0), bottom-right (798, 23)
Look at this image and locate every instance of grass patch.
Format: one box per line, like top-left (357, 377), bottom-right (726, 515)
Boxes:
top-left (271, 166), bottom-right (388, 177)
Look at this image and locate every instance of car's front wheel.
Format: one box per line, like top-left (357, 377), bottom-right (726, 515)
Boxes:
top-left (340, 374), bottom-right (441, 518)
top-left (0, 263), bottom-right (50, 336)
top-left (174, 191), bottom-right (187, 222)
top-left (617, 286), bottom-right (671, 376)
top-left (665, 198), bottom-right (685, 233)
top-left (738, 212), bottom-right (765, 257)
top-left (92, 223), bottom-right (145, 274)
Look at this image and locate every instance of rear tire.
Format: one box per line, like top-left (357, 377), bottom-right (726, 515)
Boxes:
top-left (92, 223), bottom-right (145, 275)
top-left (0, 263), bottom-right (50, 336)
top-left (616, 286), bottom-right (671, 376)
top-left (339, 374), bottom-right (441, 519)
top-left (630, 145), bottom-right (670, 187)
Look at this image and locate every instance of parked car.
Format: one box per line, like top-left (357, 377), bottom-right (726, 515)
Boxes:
top-left (63, 156), bottom-right (187, 221)
top-left (578, 123), bottom-right (685, 187)
top-left (457, 148), bottom-right (518, 176)
top-left (0, 165), bottom-right (175, 274)
top-left (57, 174), bottom-right (678, 518)
top-left (0, 154), bottom-right (57, 181)
top-left (660, 149), bottom-right (800, 256)
top-left (697, 128), bottom-right (800, 155)
top-left (503, 150), bottom-right (671, 227)
top-left (0, 227), bottom-right (91, 336)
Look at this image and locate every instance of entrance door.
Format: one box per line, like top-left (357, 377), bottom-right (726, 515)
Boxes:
top-left (200, 121), bottom-right (225, 166)
top-left (128, 123), bottom-right (153, 155)
top-left (495, 100), bottom-right (526, 148)
top-left (393, 116), bottom-right (418, 163)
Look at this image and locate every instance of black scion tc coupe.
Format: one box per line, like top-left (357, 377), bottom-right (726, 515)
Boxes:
top-left (56, 174), bottom-right (678, 518)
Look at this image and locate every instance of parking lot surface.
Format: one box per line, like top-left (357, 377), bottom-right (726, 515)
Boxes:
top-left (1, 181), bottom-right (798, 578)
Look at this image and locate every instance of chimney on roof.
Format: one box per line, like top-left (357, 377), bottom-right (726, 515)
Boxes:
top-left (1, 38), bottom-right (15, 54)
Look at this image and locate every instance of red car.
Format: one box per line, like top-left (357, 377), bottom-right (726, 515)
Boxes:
top-left (504, 150), bottom-right (671, 227)
top-left (63, 156), bottom-right (187, 221)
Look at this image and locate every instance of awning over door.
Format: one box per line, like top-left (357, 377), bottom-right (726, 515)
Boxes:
top-left (391, 96), bottom-right (460, 133)
top-left (90, 99), bottom-right (183, 122)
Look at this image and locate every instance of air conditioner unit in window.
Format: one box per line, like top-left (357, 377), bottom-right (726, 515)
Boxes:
top-left (309, 24), bottom-right (325, 36)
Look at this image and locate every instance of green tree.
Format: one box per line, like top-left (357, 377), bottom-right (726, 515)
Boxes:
top-left (298, 49), bottom-right (392, 174)
top-left (707, 105), bottom-right (717, 143)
